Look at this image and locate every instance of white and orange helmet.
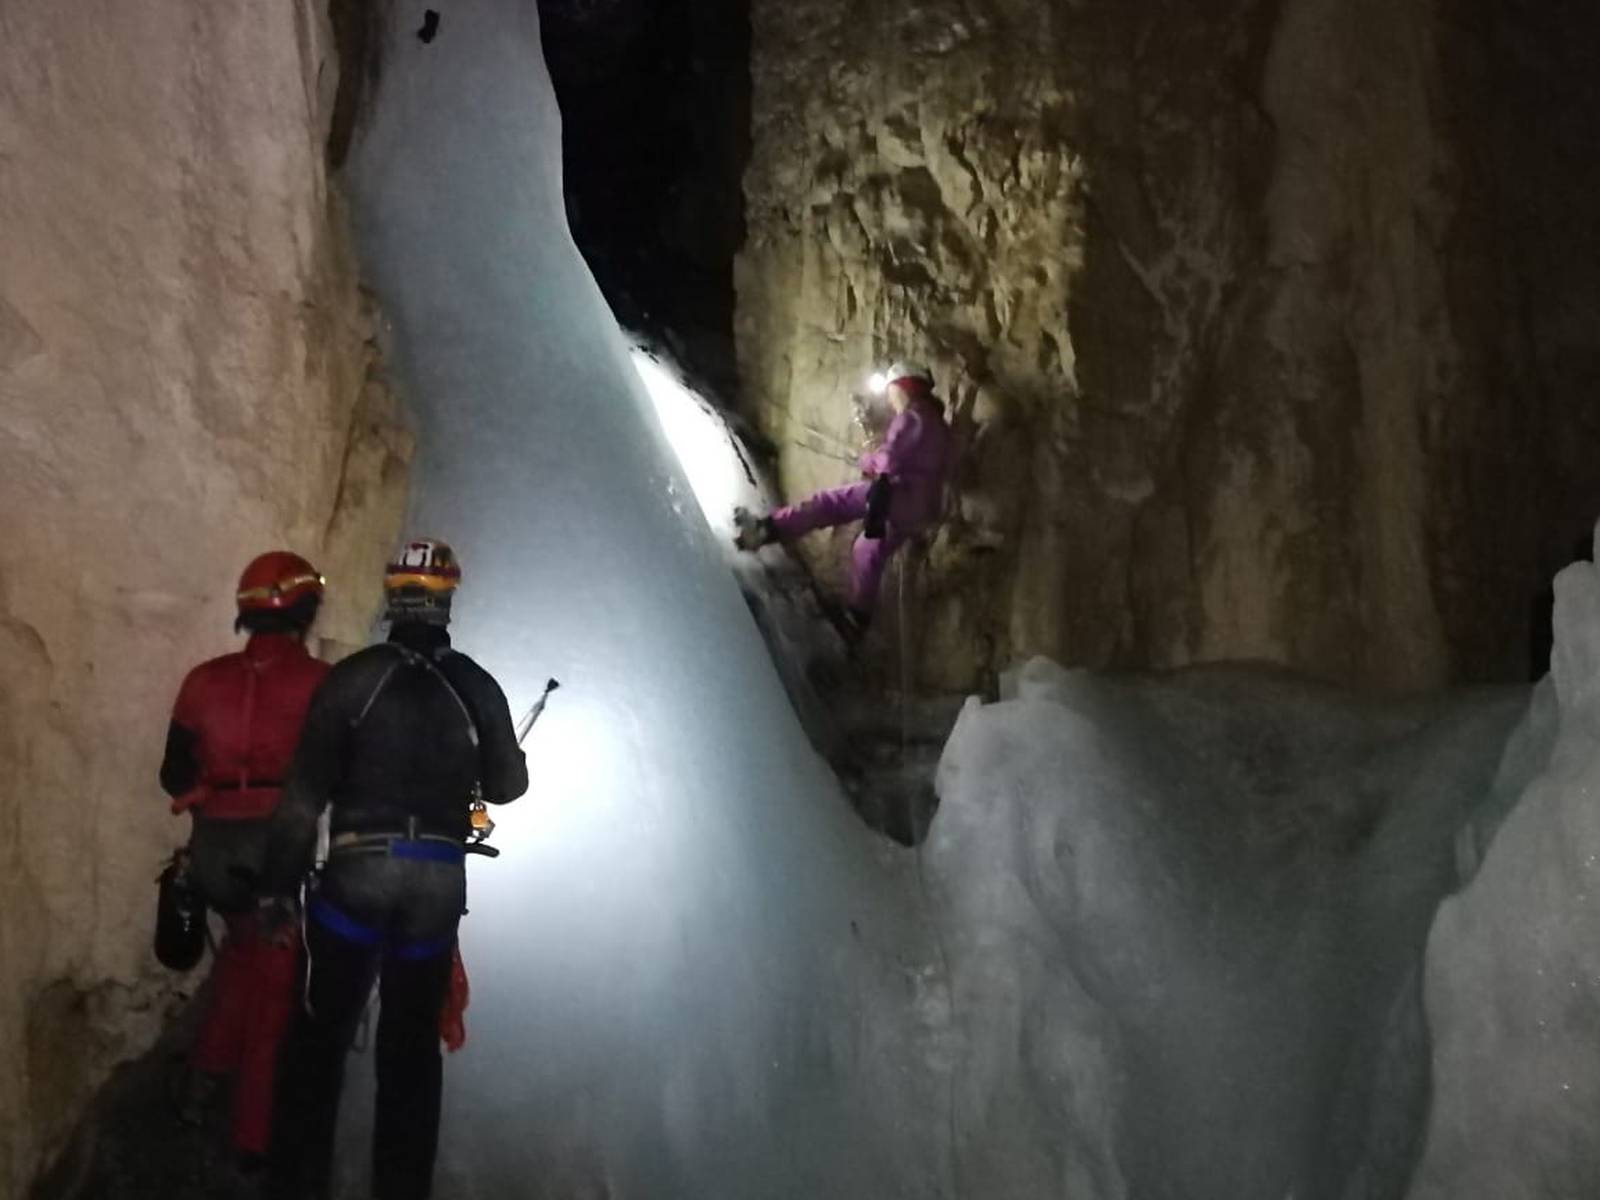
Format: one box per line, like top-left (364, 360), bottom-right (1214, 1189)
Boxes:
top-left (384, 538), bottom-right (461, 623)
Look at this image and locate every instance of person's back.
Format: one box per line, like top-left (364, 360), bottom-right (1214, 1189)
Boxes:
top-left (167, 635), bottom-right (328, 827)
top-left (266, 538), bottom-right (528, 1200)
top-left (158, 551), bottom-right (328, 1165)
top-left (870, 392), bottom-right (951, 531)
top-left (298, 628), bottom-right (525, 841)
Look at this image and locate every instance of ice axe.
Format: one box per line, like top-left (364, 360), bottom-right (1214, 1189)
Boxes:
top-left (468, 677), bottom-right (561, 846)
top-left (514, 677), bottom-right (562, 746)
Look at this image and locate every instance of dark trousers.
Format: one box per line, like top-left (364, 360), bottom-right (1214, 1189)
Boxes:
top-left (267, 853), bottom-right (464, 1200)
top-left (189, 812), bottom-right (273, 914)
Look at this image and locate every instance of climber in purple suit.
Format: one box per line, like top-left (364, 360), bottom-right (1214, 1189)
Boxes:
top-left (735, 361), bottom-right (952, 639)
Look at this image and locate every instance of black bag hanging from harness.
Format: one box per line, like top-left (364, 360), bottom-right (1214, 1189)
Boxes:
top-left (154, 849), bottom-right (207, 971)
top-left (863, 475), bottom-right (892, 540)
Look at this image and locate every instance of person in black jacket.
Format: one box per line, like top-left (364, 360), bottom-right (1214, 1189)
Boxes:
top-left (264, 538), bottom-right (528, 1200)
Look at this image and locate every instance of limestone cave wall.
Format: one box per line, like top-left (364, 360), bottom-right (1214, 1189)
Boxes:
top-left (736, 0), bottom-right (1600, 693)
top-left (0, 2), bottom-right (410, 1189)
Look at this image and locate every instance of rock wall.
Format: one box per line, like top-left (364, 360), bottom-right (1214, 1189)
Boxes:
top-left (0, 2), bottom-right (410, 1189)
top-left (736, 0), bottom-right (1600, 693)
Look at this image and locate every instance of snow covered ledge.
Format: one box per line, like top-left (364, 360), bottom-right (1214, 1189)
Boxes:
top-left (1407, 523), bottom-right (1600, 1198)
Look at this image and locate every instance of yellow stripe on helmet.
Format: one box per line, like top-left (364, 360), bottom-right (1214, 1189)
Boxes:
top-left (236, 573), bottom-right (325, 602)
top-left (383, 571), bottom-right (459, 594)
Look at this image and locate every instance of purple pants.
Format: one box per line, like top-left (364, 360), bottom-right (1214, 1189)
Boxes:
top-left (770, 482), bottom-right (908, 612)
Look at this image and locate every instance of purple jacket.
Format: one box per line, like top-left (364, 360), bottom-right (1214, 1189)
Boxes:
top-left (859, 394), bottom-right (952, 531)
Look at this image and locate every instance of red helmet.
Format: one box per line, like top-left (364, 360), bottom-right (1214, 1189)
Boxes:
top-left (236, 551), bottom-right (325, 612)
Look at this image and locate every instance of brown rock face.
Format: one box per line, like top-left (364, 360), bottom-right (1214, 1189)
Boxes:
top-left (737, 0), bottom-right (1600, 693)
top-left (0, 1), bottom-right (409, 1187)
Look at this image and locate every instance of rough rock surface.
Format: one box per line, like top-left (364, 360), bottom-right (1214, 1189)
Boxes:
top-left (737, 0), bottom-right (1600, 693)
top-left (0, 2), bottom-right (410, 1189)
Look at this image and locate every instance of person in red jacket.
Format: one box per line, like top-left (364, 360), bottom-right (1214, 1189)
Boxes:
top-left (159, 550), bottom-right (329, 1167)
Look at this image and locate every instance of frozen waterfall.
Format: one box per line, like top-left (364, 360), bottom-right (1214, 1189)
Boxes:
top-left (321, 4), bottom-right (1591, 1198)
top-left (342, 3), bottom-right (943, 1197)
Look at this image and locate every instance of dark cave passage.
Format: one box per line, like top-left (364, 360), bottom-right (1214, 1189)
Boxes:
top-left (539, 0), bottom-right (751, 395)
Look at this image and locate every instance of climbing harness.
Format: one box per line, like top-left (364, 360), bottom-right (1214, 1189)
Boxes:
top-left (329, 826), bottom-right (466, 861)
top-left (307, 896), bottom-right (457, 963)
top-left (298, 644), bottom-right (485, 1022)
top-left (298, 650), bottom-right (559, 1031)
top-left (352, 641), bottom-right (496, 840)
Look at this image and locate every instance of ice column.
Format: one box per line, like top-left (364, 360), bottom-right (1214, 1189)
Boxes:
top-left (341, 4), bottom-right (942, 1196)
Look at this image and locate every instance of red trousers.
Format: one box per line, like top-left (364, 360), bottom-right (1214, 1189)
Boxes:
top-left (191, 914), bottom-right (298, 1155)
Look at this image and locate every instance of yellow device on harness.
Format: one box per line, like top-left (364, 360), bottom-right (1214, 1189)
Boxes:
top-left (468, 790), bottom-right (494, 841)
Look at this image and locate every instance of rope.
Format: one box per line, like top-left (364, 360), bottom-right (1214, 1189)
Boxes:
top-left (897, 551), bottom-right (912, 768)
top-left (898, 546), bottom-right (965, 1199)
top-left (299, 877), bottom-right (315, 1018)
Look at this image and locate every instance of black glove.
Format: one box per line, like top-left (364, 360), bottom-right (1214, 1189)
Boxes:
top-left (863, 475), bottom-right (892, 540)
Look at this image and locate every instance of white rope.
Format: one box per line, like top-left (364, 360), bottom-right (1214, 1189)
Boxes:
top-left (299, 876), bottom-right (315, 1018)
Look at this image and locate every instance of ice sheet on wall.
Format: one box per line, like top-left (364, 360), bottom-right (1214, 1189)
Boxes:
top-left (342, 4), bottom-right (945, 1196)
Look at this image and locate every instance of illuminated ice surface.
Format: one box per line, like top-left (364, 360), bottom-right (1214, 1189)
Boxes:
top-left (342, 6), bottom-right (944, 1197)
top-left (630, 349), bottom-right (765, 544)
top-left (330, 4), bottom-right (1588, 1199)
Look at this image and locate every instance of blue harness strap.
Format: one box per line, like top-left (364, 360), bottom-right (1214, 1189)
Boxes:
top-left (390, 839), bottom-right (465, 865)
top-left (393, 934), bottom-right (456, 961)
top-left (309, 898), bottom-right (383, 947)
top-left (309, 897), bottom-right (456, 960)
top-left (310, 836), bottom-right (464, 960)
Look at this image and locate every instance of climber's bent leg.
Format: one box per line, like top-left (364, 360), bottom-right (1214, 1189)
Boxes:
top-left (769, 482), bottom-right (874, 541)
